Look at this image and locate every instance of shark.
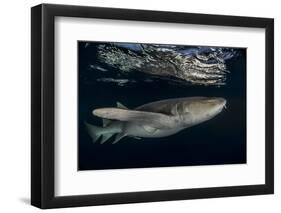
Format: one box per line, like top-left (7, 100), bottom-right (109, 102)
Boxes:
top-left (85, 97), bottom-right (226, 144)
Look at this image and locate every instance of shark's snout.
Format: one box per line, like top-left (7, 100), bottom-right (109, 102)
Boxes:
top-left (215, 97), bottom-right (226, 107)
top-left (218, 98), bottom-right (227, 110)
top-left (218, 98), bottom-right (227, 106)
top-left (211, 98), bottom-right (227, 112)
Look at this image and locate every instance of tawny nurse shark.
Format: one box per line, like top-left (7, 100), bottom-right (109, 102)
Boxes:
top-left (85, 97), bottom-right (226, 144)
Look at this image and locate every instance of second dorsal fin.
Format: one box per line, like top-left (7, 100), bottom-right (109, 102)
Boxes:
top-left (117, 102), bottom-right (128, 109)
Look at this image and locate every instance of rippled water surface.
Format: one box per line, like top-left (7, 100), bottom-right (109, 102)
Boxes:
top-left (96, 43), bottom-right (238, 86)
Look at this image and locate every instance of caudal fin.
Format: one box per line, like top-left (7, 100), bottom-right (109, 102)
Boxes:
top-left (84, 121), bottom-right (115, 144)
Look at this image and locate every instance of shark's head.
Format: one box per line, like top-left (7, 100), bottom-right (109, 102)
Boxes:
top-left (178, 97), bottom-right (226, 126)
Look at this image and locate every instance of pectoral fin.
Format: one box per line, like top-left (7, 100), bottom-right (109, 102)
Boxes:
top-left (142, 125), bottom-right (158, 134)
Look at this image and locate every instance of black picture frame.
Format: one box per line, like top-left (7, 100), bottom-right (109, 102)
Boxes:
top-left (31, 3), bottom-right (274, 209)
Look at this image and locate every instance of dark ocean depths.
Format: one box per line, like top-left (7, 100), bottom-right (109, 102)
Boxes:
top-left (78, 41), bottom-right (246, 170)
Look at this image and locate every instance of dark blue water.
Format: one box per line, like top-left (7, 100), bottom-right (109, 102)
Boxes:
top-left (78, 41), bottom-right (246, 170)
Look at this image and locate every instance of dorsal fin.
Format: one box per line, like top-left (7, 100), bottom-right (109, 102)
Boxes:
top-left (117, 102), bottom-right (128, 109)
top-left (102, 118), bottom-right (111, 127)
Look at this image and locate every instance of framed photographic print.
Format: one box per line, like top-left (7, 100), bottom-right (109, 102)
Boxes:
top-left (31, 4), bottom-right (274, 209)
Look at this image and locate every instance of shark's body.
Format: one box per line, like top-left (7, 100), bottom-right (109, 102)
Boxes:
top-left (85, 97), bottom-right (226, 144)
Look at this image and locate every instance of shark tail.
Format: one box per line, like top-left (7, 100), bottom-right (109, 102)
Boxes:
top-left (84, 121), bottom-right (116, 144)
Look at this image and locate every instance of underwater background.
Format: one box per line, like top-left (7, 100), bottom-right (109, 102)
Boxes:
top-left (78, 41), bottom-right (246, 170)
